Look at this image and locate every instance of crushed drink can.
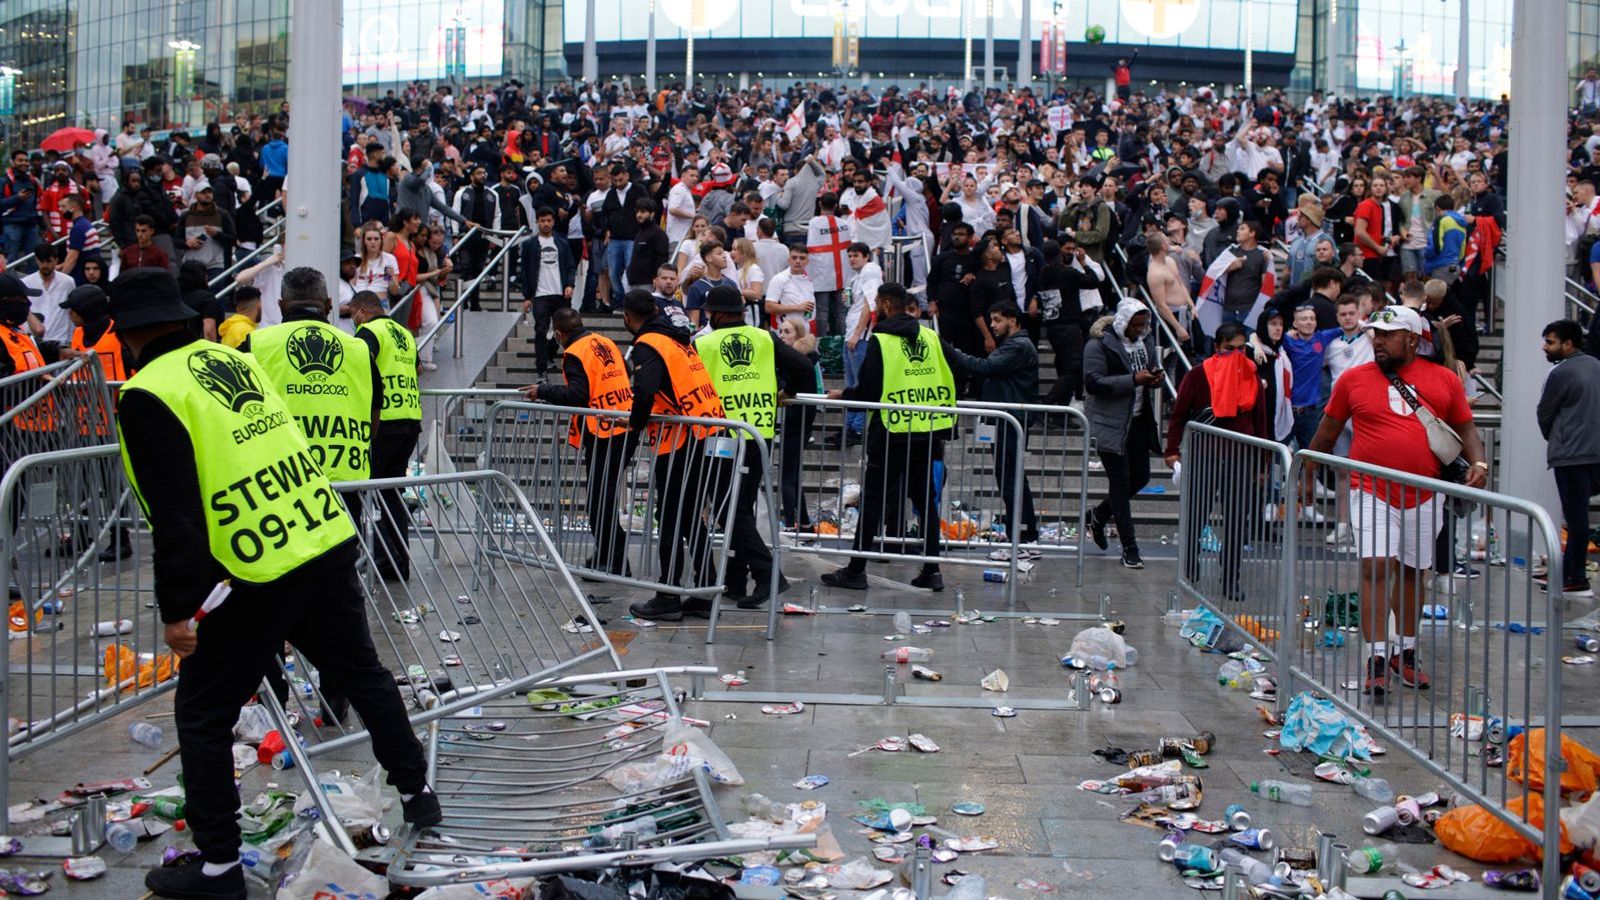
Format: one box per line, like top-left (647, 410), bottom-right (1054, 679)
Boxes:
top-left (1126, 749), bottom-right (1163, 768)
top-left (1102, 620), bottom-right (1126, 634)
top-left (270, 750), bottom-right (295, 770)
top-left (1099, 687), bottom-right (1122, 704)
top-left (1229, 827), bottom-right (1274, 850)
top-left (348, 823), bottom-right (391, 851)
top-left (981, 569), bottom-right (1008, 583)
top-left (90, 619), bottom-right (132, 637)
top-left (1578, 634), bottom-right (1600, 653)
top-left (1224, 804), bottom-right (1250, 830)
top-left (1157, 832), bottom-right (1184, 861)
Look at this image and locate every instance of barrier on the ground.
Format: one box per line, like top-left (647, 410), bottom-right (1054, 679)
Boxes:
top-left (0, 444), bottom-right (155, 832)
top-left (273, 470), bottom-right (815, 877)
top-left (1175, 423), bottom-right (1295, 666)
top-left (481, 400), bottom-right (784, 641)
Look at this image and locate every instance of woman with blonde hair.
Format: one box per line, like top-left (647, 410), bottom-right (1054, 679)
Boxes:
top-left (731, 237), bottom-right (765, 326)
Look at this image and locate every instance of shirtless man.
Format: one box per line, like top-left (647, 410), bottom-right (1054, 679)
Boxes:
top-left (1146, 233), bottom-right (1196, 343)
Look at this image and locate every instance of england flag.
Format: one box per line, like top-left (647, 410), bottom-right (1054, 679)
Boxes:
top-left (1195, 245), bottom-right (1276, 336)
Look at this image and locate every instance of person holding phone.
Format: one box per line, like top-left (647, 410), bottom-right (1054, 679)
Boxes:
top-left (1083, 297), bottom-right (1164, 570)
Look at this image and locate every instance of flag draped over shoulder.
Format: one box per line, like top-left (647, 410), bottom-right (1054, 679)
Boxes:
top-left (1195, 245), bottom-right (1276, 336)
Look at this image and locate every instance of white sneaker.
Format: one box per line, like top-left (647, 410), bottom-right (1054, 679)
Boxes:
top-left (1325, 523), bottom-right (1354, 546)
top-left (1298, 506), bottom-right (1328, 524)
top-left (1313, 480), bottom-right (1337, 500)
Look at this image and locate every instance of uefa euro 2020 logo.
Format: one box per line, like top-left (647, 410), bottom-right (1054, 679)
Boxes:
top-left (189, 348), bottom-right (267, 418)
top-left (286, 325), bottom-right (345, 380)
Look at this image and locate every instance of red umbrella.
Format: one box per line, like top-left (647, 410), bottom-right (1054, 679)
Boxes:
top-left (39, 127), bottom-right (96, 152)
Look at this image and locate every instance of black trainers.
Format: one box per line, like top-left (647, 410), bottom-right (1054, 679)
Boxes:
top-left (910, 569), bottom-right (945, 592)
top-left (629, 594), bottom-right (685, 621)
top-left (682, 598), bottom-right (713, 619)
top-left (402, 785), bottom-right (444, 830)
top-left (145, 858), bottom-right (247, 900)
top-left (740, 574), bottom-right (792, 609)
top-left (1085, 511), bottom-right (1108, 551)
top-left (1362, 655), bottom-right (1389, 698)
top-left (1120, 547), bottom-right (1144, 569)
top-left (820, 568), bottom-right (868, 590)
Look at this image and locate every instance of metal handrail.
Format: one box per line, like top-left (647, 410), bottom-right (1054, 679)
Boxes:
top-left (209, 219), bottom-right (288, 301)
top-left (418, 226), bottom-right (529, 354)
top-left (387, 225), bottom-right (483, 327)
top-left (1565, 276), bottom-right (1598, 319)
top-left (1470, 370), bottom-right (1503, 403)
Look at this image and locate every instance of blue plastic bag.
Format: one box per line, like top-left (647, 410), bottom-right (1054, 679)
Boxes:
top-left (1279, 692), bottom-right (1374, 760)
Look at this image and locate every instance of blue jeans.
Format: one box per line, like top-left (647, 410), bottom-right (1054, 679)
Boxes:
top-left (606, 239), bottom-right (633, 302)
top-left (1221, 308), bottom-right (1253, 335)
top-left (2, 221), bottom-right (39, 266)
top-left (1289, 406), bottom-right (1323, 452)
top-left (843, 337), bottom-right (869, 434)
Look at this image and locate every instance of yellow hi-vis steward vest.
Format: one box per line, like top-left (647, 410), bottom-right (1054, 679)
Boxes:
top-left (249, 320), bottom-right (374, 481)
top-left (695, 325), bottom-right (778, 438)
top-left (357, 317), bottom-right (422, 422)
top-left (874, 326), bottom-right (956, 433)
top-left (117, 341), bottom-right (355, 583)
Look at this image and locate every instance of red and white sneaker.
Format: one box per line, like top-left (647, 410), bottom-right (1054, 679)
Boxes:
top-left (1362, 656), bottom-right (1389, 697)
top-left (1390, 649), bottom-right (1432, 689)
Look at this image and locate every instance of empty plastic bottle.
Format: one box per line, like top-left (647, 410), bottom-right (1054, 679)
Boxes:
top-left (1217, 659), bottom-right (1253, 688)
top-left (743, 793), bottom-right (787, 823)
top-left (104, 820), bottom-right (137, 853)
top-left (1250, 779), bottom-right (1315, 806)
top-left (1219, 848), bottom-right (1280, 885)
top-left (128, 722), bottom-right (164, 748)
top-left (1351, 774), bottom-right (1395, 804)
top-left (1345, 842), bottom-right (1399, 874)
top-left (882, 647), bottom-right (933, 663)
top-left (893, 611), bottom-right (912, 634)
top-left (1170, 843), bottom-right (1218, 872)
top-left (601, 816), bottom-right (659, 840)
top-left (1061, 654), bottom-right (1114, 670)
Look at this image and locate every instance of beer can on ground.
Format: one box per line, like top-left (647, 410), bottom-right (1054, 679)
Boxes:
top-left (1394, 797), bottom-right (1422, 825)
top-left (270, 750), bottom-right (295, 770)
top-left (1579, 634), bottom-right (1600, 653)
top-left (1224, 804), bottom-right (1250, 830)
top-left (91, 619), bottom-right (132, 637)
top-left (982, 569), bottom-right (1009, 583)
top-left (1157, 833), bottom-right (1184, 861)
top-left (1099, 687), bottom-right (1122, 704)
top-left (1363, 805), bottom-right (1399, 835)
top-left (1126, 749), bottom-right (1162, 768)
top-left (349, 823), bottom-right (391, 851)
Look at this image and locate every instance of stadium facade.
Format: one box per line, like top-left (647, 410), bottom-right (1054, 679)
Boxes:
top-left (0, 0), bottom-right (1595, 145)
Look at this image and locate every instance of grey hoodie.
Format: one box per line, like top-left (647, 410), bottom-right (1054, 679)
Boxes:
top-left (778, 159), bottom-right (826, 240)
top-left (396, 161), bottom-right (468, 226)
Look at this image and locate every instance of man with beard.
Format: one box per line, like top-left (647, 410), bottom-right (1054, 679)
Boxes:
top-left (1306, 306), bottom-right (1485, 699)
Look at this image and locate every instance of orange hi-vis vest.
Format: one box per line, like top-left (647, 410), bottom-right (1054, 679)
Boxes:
top-left (0, 326), bottom-right (51, 431)
top-left (633, 331), bottom-right (725, 455)
top-left (72, 323), bottom-right (128, 382)
top-left (564, 331), bottom-right (633, 447)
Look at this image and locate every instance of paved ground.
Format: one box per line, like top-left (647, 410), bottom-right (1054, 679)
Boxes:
top-left (5, 545), bottom-right (1551, 899)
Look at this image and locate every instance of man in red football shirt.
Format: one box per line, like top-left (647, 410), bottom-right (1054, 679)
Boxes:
top-left (1307, 306), bottom-right (1487, 698)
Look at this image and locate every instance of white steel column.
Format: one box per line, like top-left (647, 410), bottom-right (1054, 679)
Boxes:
top-left (284, 0), bottom-right (340, 279)
top-left (1455, 0), bottom-right (1471, 99)
top-left (1017, 0), bottom-right (1032, 87)
top-left (1502, 0), bottom-right (1566, 524)
top-left (983, 0), bottom-right (995, 92)
top-left (646, 0), bottom-right (658, 91)
top-left (583, 0), bottom-right (599, 85)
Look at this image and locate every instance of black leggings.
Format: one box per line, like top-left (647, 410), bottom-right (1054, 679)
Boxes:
top-left (1093, 416), bottom-right (1156, 551)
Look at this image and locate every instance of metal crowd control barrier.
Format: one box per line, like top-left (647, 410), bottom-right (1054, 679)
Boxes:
top-left (0, 445), bottom-right (155, 836)
top-left (1279, 451), bottom-right (1565, 891)
top-left (271, 470), bottom-right (812, 880)
top-left (0, 355), bottom-right (118, 462)
top-left (1174, 423), bottom-right (1295, 674)
top-left (777, 395), bottom-right (1025, 602)
top-left (481, 400), bottom-right (785, 642)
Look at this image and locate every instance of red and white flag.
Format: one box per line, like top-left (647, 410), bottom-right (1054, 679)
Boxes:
top-left (1195, 245), bottom-right (1276, 336)
top-left (784, 107), bottom-right (805, 142)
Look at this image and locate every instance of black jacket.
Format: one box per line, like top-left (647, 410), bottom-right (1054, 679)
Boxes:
top-left (627, 316), bottom-right (698, 432)
top-left (519, 231), bottom-right (577, 298)
top-left (943, 330), bottom-right (1039, 405)
top-left (118, 330), bottom-right (357, 623)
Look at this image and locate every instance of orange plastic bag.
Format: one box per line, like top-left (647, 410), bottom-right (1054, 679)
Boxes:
top-left (102, 644), bottom-right (179, 692)
top-left (7, 601), bottom-right (39, 633)
top-left (941, 518), bottom-right (977, 541)
top-left (1508, 728), bottom-right (1600, 798)
top-left (1434, 793), bottom-right (1572, 863)
top-left (1233, 615), bottom-right (1279, 643)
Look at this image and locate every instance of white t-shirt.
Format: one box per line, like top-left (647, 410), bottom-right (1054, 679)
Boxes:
top-left (533, 236), bottom-right (563, 297)
top-left (846, 262), bottom-right (882, 338)
top-left (353, 253), bottom-right (399, 297)
top-left (765, 268), bottom-right (816, 329)
top-left (22, 271), bottom-right (74, 345)
top-left (1325, 330), bottom-right (1374, 383)
top-left (1005, 250), bottom-right (1027, 305)
top-left (665, 182), bottom-right (697, 244)
top-left (251, 260), bottom-right (286, 328)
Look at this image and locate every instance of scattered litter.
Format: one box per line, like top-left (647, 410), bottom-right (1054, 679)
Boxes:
top-left (559, 619), bottom-right (594, 634)
top-left (794, 775), bottom-right (830, 790)
top-left (1280, 692), bottom-right (1375, 760)
top-left (992, 706), bottom-right (1017, 718)
top-left (1566, 655), bottom-right (1597, 666)
top-left (739, 866), bottom-right (783, 885)
top-left (908, 733), bottom-right (940, 753)
top-left (441, 655), bottom-right (462, 667)
top-left (874, 737), bottom-right (908, 752)
top-left (872, 845), bottom-right (904, 863)
top-left (621, 615), bottom-right (657, 627)
top-left (846, 604), bottom-right (868, 612)
top-left (829, 858), bottom-right (893, 890)
top-left (761, 702), bottom-right (805, 716)
top-left (437, 629), bottom-right (462, 642)
top-left (458, 615), bottom-right (481, 626)
top-left (980, 669), bottom-right (1010, 692)
top-left (1314, 761), bottom-right (1355, 784)
top-left (951, 802), bottom-right (985, 816)
top-left (931, 848), bottom-right (959, 863)
top-left (911, 665), bottom-right (943, 682)
top-left (1482, 869), bottom-right (1540, 891)
top-left (1015, 879), bottom-right (1055, 892)
top-left (719, 672), bottom-right (749, 687)
top-left (524, 689), bottom-right (572, 708)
